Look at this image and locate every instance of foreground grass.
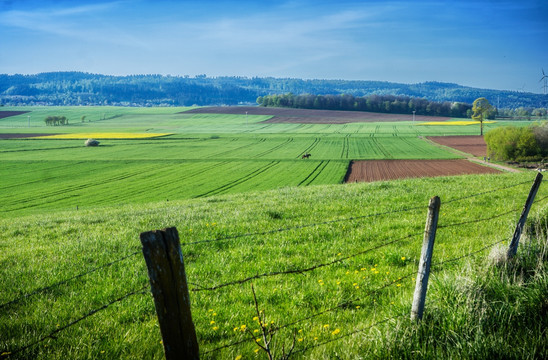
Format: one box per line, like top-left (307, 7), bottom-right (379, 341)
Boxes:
top-left (1, 172), bottom-right (547, 359)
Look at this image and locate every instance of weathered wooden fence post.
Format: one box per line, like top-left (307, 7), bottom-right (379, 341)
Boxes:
top-left (140, 227), bottom-right (200, 360)
top-left (507, 172), bottom-right (543, 259)
top-left (411, 196), bottom-right (441, 321)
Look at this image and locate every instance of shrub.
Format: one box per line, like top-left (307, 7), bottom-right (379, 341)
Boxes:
top-left (85, 138), bottom-right (100, 147)
top-left (485, 125), bottom-right (541, 161)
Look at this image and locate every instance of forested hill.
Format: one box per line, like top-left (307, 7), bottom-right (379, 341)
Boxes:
top-left (1, 72), bottom-right (546, 109)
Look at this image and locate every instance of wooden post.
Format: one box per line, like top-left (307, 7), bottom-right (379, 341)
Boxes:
top-left (507, 172), bottom-right (543, 258)
top-left (140, 227), bottom-right (200, 360)
top-left (411, 196), bottom-right (441, 321)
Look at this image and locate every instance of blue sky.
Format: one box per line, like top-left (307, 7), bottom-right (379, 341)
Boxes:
top-left (1, 0), bottom-right (547, 93)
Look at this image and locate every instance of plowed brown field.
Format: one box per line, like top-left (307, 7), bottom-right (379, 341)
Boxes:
top-left (427, 136), bottom-right (487, 157)
top-left (0, 111), bottom-right (30, 119)
top-left (0, 133), bottom-right (56, 139)
top-left (345, 159), bottom-right (500, 183)
top-left (185, 106), bottom-right (451, 123)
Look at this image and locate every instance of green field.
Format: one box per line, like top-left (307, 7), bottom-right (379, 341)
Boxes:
top-left (0, 106), bottom-right (515, 217)
top-left (1, 107), bottom-right (546, 359)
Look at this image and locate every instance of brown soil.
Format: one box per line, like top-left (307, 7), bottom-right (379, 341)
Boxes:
top-left (345, 159), bottom-right (500, 183)
top-left (0, 111), bottom-right (30, 119)
top-left (0, 133), bottom-right (55, 139)
top-left (427, 136), bottom-right (487, 157)
top-left (184, 106), bottom-right (451, 124)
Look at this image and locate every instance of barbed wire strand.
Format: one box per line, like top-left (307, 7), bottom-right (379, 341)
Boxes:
top-left (438, 207), bottom-right (522, 230)
top-left (1, 284), bottom-right (149, 359)
top-left (294, 312), bottom-right (407, 355)
top-left (444, 179), bottom-right (532, 204)
top-left (431, 238), bottom-right (507, 270)
top-left (186, 179), bottom-right (534, 248)
top-left (183, 205), bottom-right (427, 247)
top-left (201, 272), bottom-right (415, 355)
top-left (0, 251), bottom-right (140, 310)
top-left (191, 232), bottom-right (422, 292)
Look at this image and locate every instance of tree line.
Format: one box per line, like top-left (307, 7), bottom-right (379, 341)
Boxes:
top-left (1, 72), bottom-right (547, 109)
top-left (257, 93), bottom-right (473, 118)
top-left (44, 116), bottom-right (68, 126)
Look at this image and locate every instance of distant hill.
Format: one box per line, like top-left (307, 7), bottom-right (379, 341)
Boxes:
top-left (0, 72), bottom-right (546, 109)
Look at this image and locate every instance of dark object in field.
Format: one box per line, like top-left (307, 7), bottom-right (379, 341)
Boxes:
top-left (302, 153), bottom-right (311, 159)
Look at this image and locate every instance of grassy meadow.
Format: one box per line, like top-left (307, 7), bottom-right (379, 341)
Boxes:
top-left (1, 106), bottom-right (547, 359)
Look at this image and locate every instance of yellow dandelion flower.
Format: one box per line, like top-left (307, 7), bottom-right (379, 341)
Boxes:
top-left (209, 309), bottom-right (214, 312)
top-left (298, 329), bottom-right (303, 333)
top-left (240, 324), bottom-right (247, 332)
top-left (256, 338), bottom-right (261, 342)
top-left (233, 327), bottom-right (239, 331)
top-left (337, 253), bottom-right (342, 256)
top-left (361, 267), bottom-right (366, 271)
top-left (298, 338), bottom-right (304, 342)
top-left (253, 316), bottom-right (259, 321)
top-left (210, 321), bottom-right (215, 325)
top-left (213, 313), bottom-right (217, 316)
top-left (355, 286), bottom-right (360, 289)
top-left (254, 348), bottom-right (260, 353)
top-left (314, 336), bottom-right (319, 340)
top-left (353, 283), bottom-right (358, 286)
top-left (397, 284), bottom-right (402, 287)
top-left (323, 324), bottom-right (329, 328)
top-left (336, 281), bottom-right (341, 285)
top-left (356, 305), bottom-right (361, 309)
top-left (235, 356), bottom-right (242, 360)
top-left (213, 326), bottom-right (219, 331)
top-left (331, 329), bottom-right (341, 335)
top-left (401, 256), bottom-right (406, 261)
top-left (370, 268), bottom-right (376, 272)
top-left (346, 271), bottom-right (350, 275)
top-left (254, 329), bottom-right (259, 333)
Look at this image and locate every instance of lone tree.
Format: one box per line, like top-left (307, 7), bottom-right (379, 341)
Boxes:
top-left (471, 97), bottom-right (493, 136)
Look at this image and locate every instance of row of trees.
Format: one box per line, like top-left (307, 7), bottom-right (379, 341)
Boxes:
top-left (44, 116), bottom-right (68, 126)
top-left (257, 93), bottom-right (473, 118)
top-left (485, 123), bottom-right (548, 162)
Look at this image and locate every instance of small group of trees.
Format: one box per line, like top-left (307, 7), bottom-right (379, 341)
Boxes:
top-left (44, 115), bottom-right (68, 126)
top-left (257, 93), bottom-right (472, 118)
top-left (485, 122), bottom-right (547, 162)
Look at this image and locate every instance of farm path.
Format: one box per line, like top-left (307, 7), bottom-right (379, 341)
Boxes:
top-left (424, 136), bottom-right (520, 173)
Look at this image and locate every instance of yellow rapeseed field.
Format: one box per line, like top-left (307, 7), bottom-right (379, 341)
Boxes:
top-left (418, 120), bottom-right (496, 126)
top-left (32, 133), bottom-right (172, 139)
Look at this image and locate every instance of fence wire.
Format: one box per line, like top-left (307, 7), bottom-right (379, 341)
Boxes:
top-left (0, 251), bottom-right (140, 310)
top-left (444, 179), bottom-right (532, 204)
top-left (191, 231), bottom-right (422, 292)
top-left (183, 204), bottom-right (427, 247)
top-left (1, 284), bottom-right (149, 359)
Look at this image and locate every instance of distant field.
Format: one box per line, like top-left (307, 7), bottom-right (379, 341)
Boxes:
top-left (0, 106), bottom-right (521, 216)
top-left (186, 106), bottom-right (452, 123)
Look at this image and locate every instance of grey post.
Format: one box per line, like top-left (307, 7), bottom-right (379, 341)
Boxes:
top-left (507, 172), bottom-right (543, 258)
top-left (140, 227), bottom-right (200, 360)
top-left (411, 196), bottom-right (441, 321)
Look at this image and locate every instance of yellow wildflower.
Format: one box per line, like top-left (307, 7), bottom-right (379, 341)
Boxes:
top-left (235, 356), bottom-right (242, 360)
top-left (331, 329), bottom-right (341, 335)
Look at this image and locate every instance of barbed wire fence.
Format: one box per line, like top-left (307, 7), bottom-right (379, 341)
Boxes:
top-left (1, 174), bottom-right (545, 359)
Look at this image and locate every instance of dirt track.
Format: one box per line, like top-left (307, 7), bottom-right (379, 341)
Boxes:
top-left (427, 136), bottom-right (487, 157)
top-left (345, 159), bottom-right (500, 183)
top-left (185, 106), bottom-right (451, 124)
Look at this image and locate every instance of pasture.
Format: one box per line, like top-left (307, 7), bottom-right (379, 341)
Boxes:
top-left (1, 106), bottom-right (546, 359)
